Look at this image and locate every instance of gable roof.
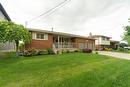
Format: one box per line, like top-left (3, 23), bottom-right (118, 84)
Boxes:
top-left (0, 3), bottom-right (11, 21)
top-left (28, 28), bottom-right (95, 40)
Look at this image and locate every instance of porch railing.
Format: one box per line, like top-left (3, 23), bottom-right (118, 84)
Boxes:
top-left (53, 43), bottom-right (77, 49)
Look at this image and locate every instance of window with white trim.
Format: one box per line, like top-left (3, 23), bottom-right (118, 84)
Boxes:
top-left (36, 33), bottom-right (48, 40)
top-left (102, 37), bottom-right (105, 40)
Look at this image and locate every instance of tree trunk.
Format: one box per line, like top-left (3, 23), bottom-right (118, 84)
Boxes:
top-left (15, 40), bottom-right (19, 57)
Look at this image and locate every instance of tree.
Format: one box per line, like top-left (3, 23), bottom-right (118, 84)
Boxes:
top-left (0, 20), bottom-right (10, 42)
top-left (123, 18), bottom-right (130, 45)
top-left (0, 20), bottom-right (31, 55)
top-left (123, 26), bottom-right (130, 45)
top-left (119, 42), bottom-right (128, 48)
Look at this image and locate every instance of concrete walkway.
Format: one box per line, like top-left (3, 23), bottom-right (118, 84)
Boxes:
top-left (98, 51), bottom-right (130, 60)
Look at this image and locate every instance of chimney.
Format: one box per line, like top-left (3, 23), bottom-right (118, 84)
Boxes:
top-left (51, 27), bottom-right (53, 32)
top-left (89, 32), bottom-right (92, 37)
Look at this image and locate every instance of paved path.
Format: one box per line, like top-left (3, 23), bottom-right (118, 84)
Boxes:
top-left (98, 51), bottom-right (130, 60)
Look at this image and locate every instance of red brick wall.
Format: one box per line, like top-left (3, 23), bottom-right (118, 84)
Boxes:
top-left (26, 34), bottom-right (53, 49)
top-left (73, 38), bottom-right (95, 50)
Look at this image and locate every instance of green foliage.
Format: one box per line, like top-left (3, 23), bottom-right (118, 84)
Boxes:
top-left (37, 50), bottom-right (48, 55)
top-left (23, 48), bottom-right (38, 57)
top-left (62, 49), bottom-right (67, 54)
top-left (95, 51), bottom-right (99, 54)
top-left (123, 25), bottom-right (130, 44)
top-left (74, 49), bottom-right (81, 52)
top-left (118, 47), bottom-right (125, 52)
top-left (66, 49), bottom-right (70, 53)
top-left (119, 43), bottom-right (128, 48)
top-left (57, 50), bottom-right (62, 54)
top-left (104, 48), bottom-right (113, 51)
top-left (23, 49), bottom-right (49, 57)
top-left (47, 48), bottom-right (55, 54)
top-left (0, 20), bottom-right (31, 54)
top-left (117, 43), bottom-right (127, 52)
top-left (0, 20), bottom-right (10, 42)
top-left (19, 43), bottom-right (25, 51)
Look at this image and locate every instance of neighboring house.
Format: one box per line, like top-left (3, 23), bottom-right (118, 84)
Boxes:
top-left (26, 28), bottom-right (95, 51)
top-left (89, 34), bottom-right (119, 50)
top-left (89, 35), bottom-right (111, 50)
top-left (110, 40), bottom-right (119, 50)
top-left (0, 3), bottom-right (15, 51)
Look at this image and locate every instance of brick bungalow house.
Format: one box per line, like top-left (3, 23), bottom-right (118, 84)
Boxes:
top-left (26, 28), bottom-right (95, 51)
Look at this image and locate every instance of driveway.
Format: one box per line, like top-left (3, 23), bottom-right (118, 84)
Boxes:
top-left (98, 51), bottom-right (130, 60)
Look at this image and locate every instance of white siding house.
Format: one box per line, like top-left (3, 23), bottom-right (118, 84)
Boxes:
top-left (90, 35), bottom-right (111, 50)
top-left (0, 3), bottom-right (15, 51)
top-left (95, 37), bottom-right (110, 45)
top-left (0, 11), bottom-right (6, 20)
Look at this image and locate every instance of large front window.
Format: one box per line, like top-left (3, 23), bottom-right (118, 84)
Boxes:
top-left (36, 33), bottom-right (45, 39)
top-left (35, 33), bottom-right (48, 40)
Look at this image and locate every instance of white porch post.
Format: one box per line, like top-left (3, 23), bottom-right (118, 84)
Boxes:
top-left (61, 37), bottom-right (63, 48)
top-left (58, 36), bottom-right (60, 48)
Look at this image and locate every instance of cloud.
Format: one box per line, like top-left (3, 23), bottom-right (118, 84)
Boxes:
top-left (1, 0), bottom-right (130, 40)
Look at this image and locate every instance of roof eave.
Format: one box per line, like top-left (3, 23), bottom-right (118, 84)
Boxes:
top-left (0, 3), bottom-right (11, 21)
top-left (28, 28), bottom-right (95, 40)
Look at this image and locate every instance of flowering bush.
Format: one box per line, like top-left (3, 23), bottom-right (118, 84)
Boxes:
top-left (23, 48), bottom-right (38, 57)
top-left (82, 48), bottom-right (92, 53)
top-left (104, 48), bottom-right (112, 51)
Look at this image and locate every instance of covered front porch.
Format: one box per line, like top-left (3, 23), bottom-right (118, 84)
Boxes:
top-left (53, 35), bottom-right (77, 49)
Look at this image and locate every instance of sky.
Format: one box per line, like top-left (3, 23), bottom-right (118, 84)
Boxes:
top-left (1, 0), bottom-right (130, 41)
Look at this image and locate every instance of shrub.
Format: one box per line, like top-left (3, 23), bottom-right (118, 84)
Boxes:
top-left (57, 50), bottom-right (62, 54)
top-left (47, 48), bottom-right (55, 55)
top-left (74, 49), bottom-right (80, 52)
top-left (66, 49), bottom-right (70, 53)
top-left (61, 49), bottom-right (66, 54)
top-left (23, 48), bottom-right (38, 57)
top-left (118, 47), bottom-right (125, 52)
top-left (82, 48), bottom-right (92, 53)
top-left (23, 50), bottom-right (32, 57)
top-left (37, 50), bottom-right (48, 55)
top-left (104, 48), bottom-right (112, 51)
top-left (95, 51), bottom-right (99, 54)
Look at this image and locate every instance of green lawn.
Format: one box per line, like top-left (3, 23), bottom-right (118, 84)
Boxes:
top-left (1, 53), bottom-right (130, 87)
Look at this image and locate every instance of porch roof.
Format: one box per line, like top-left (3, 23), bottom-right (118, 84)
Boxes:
top-left (28, 28), bottom-right (95, 40)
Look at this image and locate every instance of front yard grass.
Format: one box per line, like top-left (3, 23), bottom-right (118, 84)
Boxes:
top-left (0, 53), bottom-right (130, 87)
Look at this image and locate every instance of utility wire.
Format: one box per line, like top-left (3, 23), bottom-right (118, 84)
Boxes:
top-left (25, 0), bottom-right (71, 27)
top-left (27, 0), bottom-right (71, 30)
top-left (29, 0), bottom-right (71, 23)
